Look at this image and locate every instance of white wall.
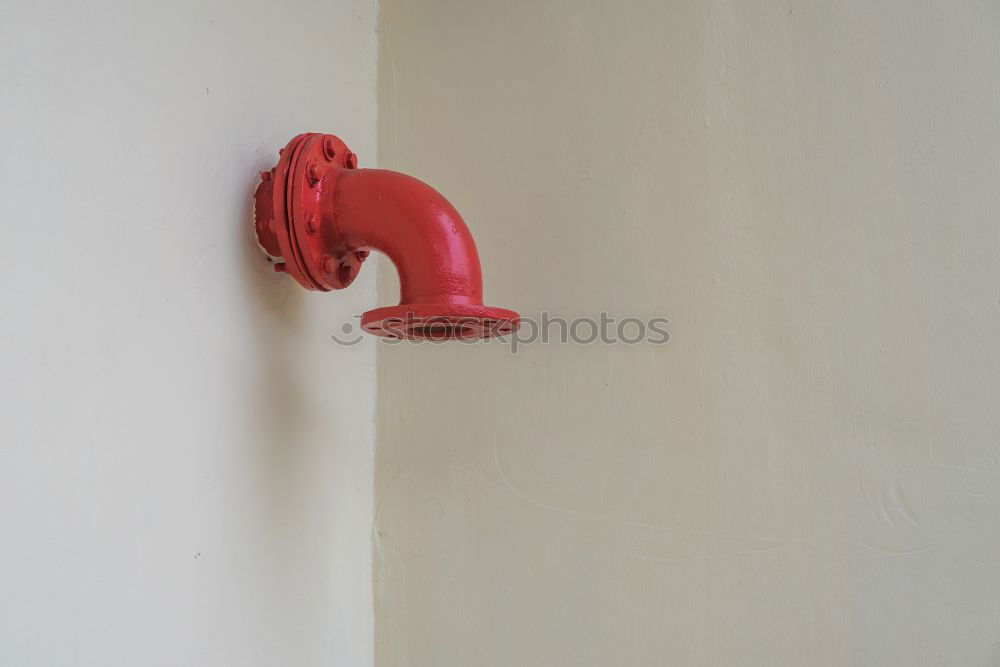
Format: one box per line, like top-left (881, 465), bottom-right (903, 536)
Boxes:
top-left (0, 1), bottom-right (376, 665)
top-left (375, 1), bottom-right (1000, 665)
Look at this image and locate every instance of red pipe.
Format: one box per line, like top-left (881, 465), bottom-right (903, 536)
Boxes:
top-left (333, 168), bottom-right (483, 306)
top-left (253, 133), bottom-right (518, 340)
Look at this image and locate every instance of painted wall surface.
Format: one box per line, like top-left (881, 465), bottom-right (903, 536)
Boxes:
top-left (375, 1), bottom-right (1000, 665)
top-left (0, 1), bottom-right (376, 664)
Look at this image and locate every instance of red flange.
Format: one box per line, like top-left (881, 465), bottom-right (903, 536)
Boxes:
top-left (254, 133), bottom-right (519, 340)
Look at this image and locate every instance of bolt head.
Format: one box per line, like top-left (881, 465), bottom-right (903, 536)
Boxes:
top-left (344, 151), bottom-right (358, 169)
top-left (322, 136), bottom-right (338, 160)
top-left (339, 264), bottom-right (353, 285)
top-left (321, 255), bottom-right (335, 274)
top-left (305, 214), bottom-right (318, 235)
top-left (306, 162), bottom-right (321, 186)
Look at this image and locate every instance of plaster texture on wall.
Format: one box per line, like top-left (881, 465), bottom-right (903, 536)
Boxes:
top-left (375, 1), bottom-right (1000, 665)
top-left (0, 1), bottom-right (377, 664)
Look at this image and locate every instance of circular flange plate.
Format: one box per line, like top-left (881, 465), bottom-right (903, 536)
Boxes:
top-left (361, 303), bottom-right (520, 340)
top-left (266, 133), bottom-right (368, 291)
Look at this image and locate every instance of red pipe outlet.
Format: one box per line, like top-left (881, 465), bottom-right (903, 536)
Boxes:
top-left (253, 133), bottom-right (519, 340)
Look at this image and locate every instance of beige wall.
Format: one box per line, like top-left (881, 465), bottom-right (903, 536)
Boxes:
top-left (0, 1), bottom-right (376, 664)
top-left (375, 1), bottom-right (1000, 665)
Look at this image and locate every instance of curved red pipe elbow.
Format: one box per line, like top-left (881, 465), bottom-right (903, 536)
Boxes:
top-left (253, 133), bottom-right (518, 340)
top-left (332, 168), bottom-right (483, 306)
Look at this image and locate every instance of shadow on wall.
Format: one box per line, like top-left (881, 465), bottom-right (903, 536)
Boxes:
top-left (235, 156), bottom-right (313, 531)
